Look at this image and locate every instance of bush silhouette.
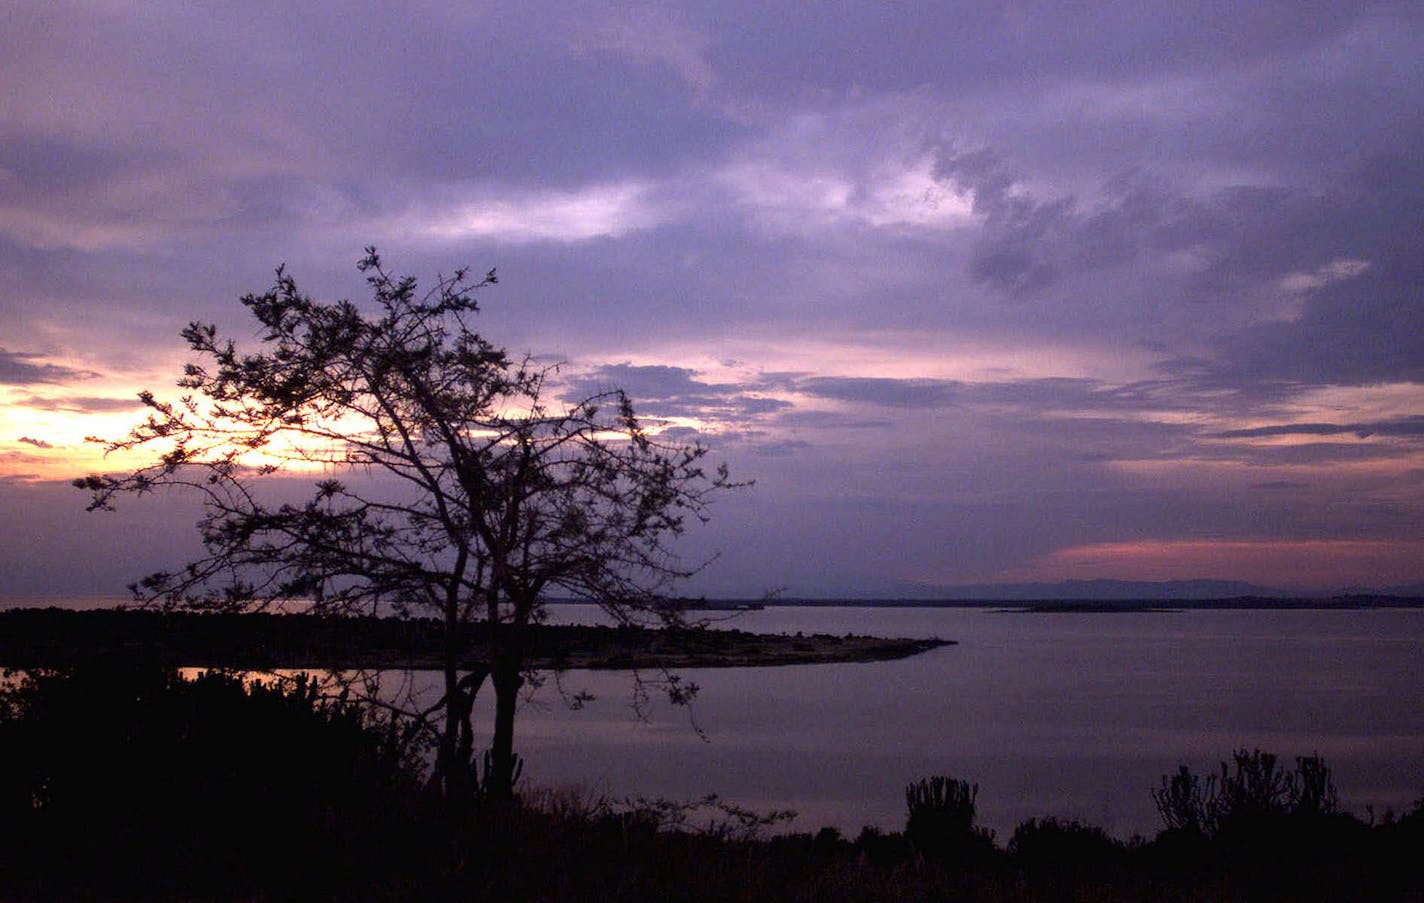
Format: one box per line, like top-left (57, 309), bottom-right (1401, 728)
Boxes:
top-left (904, 775), bottom-right (995, 866)
top-left (1153, 764), bottom-right (1218, 835)
top-left (1008, 816), bottom-right (1123, 870)
top-left (1149, 749), bottom-right (1383, 900)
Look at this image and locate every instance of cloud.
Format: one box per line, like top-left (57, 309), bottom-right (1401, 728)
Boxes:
top-left (563, 2), bottom-right (714, 94)
top-left (746, 439), bottom-right (811, 458)
top-left (1, 3), bottom-right (1423, 594)
top-left (945, 145), bottom-right (1424, 403)
top-left (16, 436), bottom-right (53, 449)
top-left (798, 377), bottom-right (961, 408)
top-left (0, 348), bottom-right (98, 385)
top-left (401, 181), bottom-right (672, 245)
top-left (1213, 416), bottom-right (1424, 440)
top-left (1277, 258), bottom-right (1371, 295)
top-left (563, 363), bottom-right (791, 423)
top-left (572, 363), bottom-right (707, 399)
top-left (1227, 442), bottom-right (1417, 467)
top-left (14, 394), bottom-right (146, 413)
top-left (949, 163), bottom-right (1229, 298)
top-left (1021, 537), bottom-right (1424, 590)
top-left (0, 163), bottom-right (242, 252)
top-left (0, 450), bottom-right (46, 467)
top-left (720, 150), bottom-right (975, 235)
top-left (792, 373), bottom-right (1207, 418)
top-left (771, 410), bottom-right (895, 431)
top-left (1250, 480), bottom-right (1310, 491)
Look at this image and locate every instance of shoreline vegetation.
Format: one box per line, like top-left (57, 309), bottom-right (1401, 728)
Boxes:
top-left (0, 607), bottom-right (952, 671)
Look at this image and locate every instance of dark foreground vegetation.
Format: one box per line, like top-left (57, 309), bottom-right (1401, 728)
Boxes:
top-left (0, 607), bottom-right (949, 671)
top-left (3, 665), bottom-right (1423, 902)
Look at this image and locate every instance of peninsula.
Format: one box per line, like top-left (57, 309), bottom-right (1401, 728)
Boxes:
top-left (0, 607), bottom-right (951, 671)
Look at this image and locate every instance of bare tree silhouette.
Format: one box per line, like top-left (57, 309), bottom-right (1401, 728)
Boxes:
top-left (77, 248), bottom-right (738, 806)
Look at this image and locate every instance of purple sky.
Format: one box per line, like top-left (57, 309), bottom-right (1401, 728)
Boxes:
top-left (2, 2), bottom-right (1422, 598)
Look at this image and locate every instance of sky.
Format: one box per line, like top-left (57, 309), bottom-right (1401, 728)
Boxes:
top-left (2, 1), bottom-right (1422, 598)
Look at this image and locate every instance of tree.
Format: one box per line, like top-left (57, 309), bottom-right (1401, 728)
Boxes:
top-left (76, 248), bottom-right (737, 806)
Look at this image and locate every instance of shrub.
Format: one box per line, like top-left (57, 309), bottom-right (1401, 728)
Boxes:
top-left (1009, 816), bottom-right (1128, 894)
top-left (904, 775), bottom-right (995, 865)
top-left (1153, 748), bottom-right (1344, 838)
top-left (906, 775), bottom-right (978, 838)
top-left (1216, 748), bottom-right (1295, 824)
top-left (1291, 753), bottom-right (1339, 817)
top-left (1153, 764), bottom-right (1218, 835)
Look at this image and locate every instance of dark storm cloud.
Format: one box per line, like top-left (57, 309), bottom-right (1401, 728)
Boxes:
top-left (0, 348), bottom-right (98, 385)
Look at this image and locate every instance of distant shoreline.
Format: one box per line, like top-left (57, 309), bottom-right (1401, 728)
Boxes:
top-left (0, 607), bottom-right (952, 671)
top-left (679, 595), bottom-right (1424, 611)
top-left (5, 593), bottom-right (1422, 613)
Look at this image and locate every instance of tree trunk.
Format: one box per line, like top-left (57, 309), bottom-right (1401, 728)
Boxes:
top-left (437, 660), bottom-right (463, 803)
top-left (454, 667), bottom-right (488, 784)
top-left (487, 663), bottom-right (523, 803)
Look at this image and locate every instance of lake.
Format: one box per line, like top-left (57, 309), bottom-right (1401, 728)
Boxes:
top-left (492, 604), bottom-right (1424, 839)
top-left (7, 597), bottom-right (1421, 839)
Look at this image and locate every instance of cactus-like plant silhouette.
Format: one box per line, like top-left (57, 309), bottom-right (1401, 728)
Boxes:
top-left (905, 775), bottom-right (993, 863)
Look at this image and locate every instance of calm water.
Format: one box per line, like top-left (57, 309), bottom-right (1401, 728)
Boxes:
top-left (493, 604), bottom-right (1424, 838)
top-left (8, 598), bottom-right (1421, 838)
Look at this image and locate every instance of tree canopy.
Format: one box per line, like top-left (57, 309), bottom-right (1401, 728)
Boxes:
top-left (77, 248), bottom-right (738, 803)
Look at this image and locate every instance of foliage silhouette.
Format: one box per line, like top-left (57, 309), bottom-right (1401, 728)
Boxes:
top-left (1153, 763), bottom-right (1219, 835)
top-left (0, 662), bottom-right (427, 900)
top-left (6, 721), bottom-right (1424, 900)
top-left (1153, 747), bottom-right (1344, 841)
top-left (1147, 749), bottom-right (1399, 900)
top-left (904, 775), bottom-right (995, 866)
top-left (1008, 816), bottom-right (1130, 896)
top-left (76, 248), bottom-right (738, 808)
